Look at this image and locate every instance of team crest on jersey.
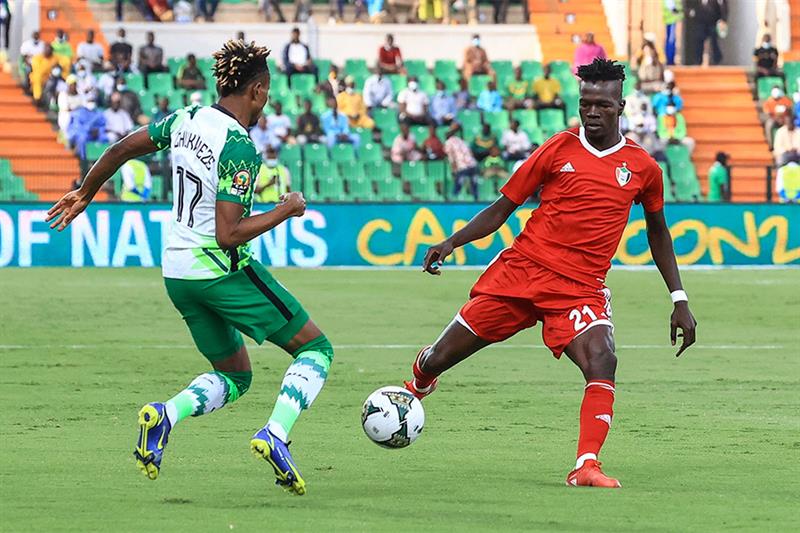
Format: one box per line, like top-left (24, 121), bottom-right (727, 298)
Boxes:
top-left (615, 163), bottom-right (632, 187)
top-left (231, 169), bottom-right (252, 195)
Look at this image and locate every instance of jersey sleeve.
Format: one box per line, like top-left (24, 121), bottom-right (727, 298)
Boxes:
top-left (217, 128), bottom-right (260, 205)
top-left (147, 109), bottom-right (182, 151)
top-left (499, 134), bottom-right (560, 204)
top-left (636, 161), bottom-right (665, 213)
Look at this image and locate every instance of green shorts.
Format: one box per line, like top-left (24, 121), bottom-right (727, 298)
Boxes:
top-left (164, 261), bottom-right (309, 361)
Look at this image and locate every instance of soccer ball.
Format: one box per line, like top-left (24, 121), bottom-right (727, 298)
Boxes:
top-left (361, 386), bottom-right (425, 449)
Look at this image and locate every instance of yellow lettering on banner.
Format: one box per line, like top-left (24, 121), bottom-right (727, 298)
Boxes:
top-left (514, 208), bottom-right (533, 230)
top-left (615, 219), bottom-right (651, 265)
top-left (450, 220), bottom-right (516, 264)
top-left (403, 208), bottom-right (448, 265)
top-left (758, 215), bottom-right (800, 264)
top-left (671, 219), bottom-right (708, 264)
top-left (357, 219), bottom-right (403, 265)
top-left (707, 211), bottom-right (760, 264)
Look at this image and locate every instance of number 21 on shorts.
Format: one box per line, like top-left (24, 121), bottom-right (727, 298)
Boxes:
top-left (569, 305), bottom-right (605, 332)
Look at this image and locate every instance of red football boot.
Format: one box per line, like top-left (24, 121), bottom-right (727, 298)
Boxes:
top-left (565, 460), bottom-right (621, 488)
top-left (403, 377), bottom-right (438, 400)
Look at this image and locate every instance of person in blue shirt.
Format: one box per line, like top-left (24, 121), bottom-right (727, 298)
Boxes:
top-left (476, 80), bottom-right (503, 113)
top-left (67, 99), bottom-right (108, 160)
top-left (430, 79), bottom-right (456, 125)
top-left (651, 81), bottom-right (684, 115)
top-left (320, 97), bottom-right (360, 148)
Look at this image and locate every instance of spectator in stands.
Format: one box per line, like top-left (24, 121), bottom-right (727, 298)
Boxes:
top-left (176, 54), bottom-right (207, 90)
top-left (283, 27), bottom-right (317, 81)
top-left (625, 80), bottom-right (653, 122)
top-left (445, 1), bottom-right (478, 27)
top-left (120, 159), bottom-right (152, 202)
top-left (255, 146), bottom-right (292, 203)
top-left (472, 123), bottom-right (498, 161)
top-left (138, 31), bottom-right (167, 78)
top-left (445, 123), bottom-right (479, 200)
top-left (482, 145), bottom-right (508, 184)
top-left (196, 0), bottom-right (221, 22)
top-left (477, 81), bottom-right (503, 114)
top-left (491, 0), bottom-right (510, 24)
top-left (259, 0), bottom-right (288, 23)
top-left (30, 44), bottom-right (71, 104)
top-left (532, 65), bottom-right (564, 110)
top-left (0, 0), bottom-right (9, 51)
top-left (706, 152), bottom-right (730, 202)
top-left (250, 114), bottom-right (271, 154)
top-left (573, 33), bottom-right (607, 74)
top-left (776, 151), bottom-right (800, 203)
top-left (74, 62), bottom-right (98, 101)
top-left (417, 0), bottom-right (444, 23)
top-left (658, 105), bottom-right (695, 153)
top-left (506, 67), bottom-right (532, 110)
top-left (463, 35), bottom-right (493, 80)
top-left (794, 92), bottom-right (800, 128)
top-left (58, 75), bottom-right (84, 134)
top-left (152, 97), bottom-right (171, 123)
top-left (267, 101), bottom-right (294, 148)
top-left (296, 99), bottom-right (323, 144)
top-left (114, 76), bottom-right (145, 124)
top-left (104, 92), bottom-right (134, 143)
top-left (687, 0), bottom-right (727, 65)
top-left (652, 81), bottom-right (684, 115)
top-left (320, 64), bottom-right (343, 98)
top-left (454, 77), bottom-right (472, 111)
top-left (41, 64), bottom-right (69, 111)
top-left (662, 0), bottom-right (683, 66)
top-left (76, 30), bottom-right (104, 72)
top-left (763, 85), bottom-right (792, 148)
top-left (109, 28), bottom-right (133, 73)
top-left (321, 97), bottom-right (360, 148)
top-left (363, 70), bottom-right (394, 110)
top-left (67, 95), bottom-right (107, 160)
top-left (754, 33), bottom-right (780, 79)
top-left (430, 79), bottom-right (456, 125)
top-left (773, 111), bottom-right (800, 166)
top-left (398, 77), bottom-right (430, 126)
top-left (51, 29), bottom-right (73, 60)
top-left (391, 123), bottom-right (422, 173)
top-left (635, 38), bottom-right (665, 92)
top-left (422, 124), bottom-right (446, 160)
top-left (378, 34), bottom-right (404, 74)
top-left (337, 76), bottom-right (375, 129)
top-left (116, 0), bottom-right (156, 22)
top-left (502, 120), bottom-right (533, 162)
top-left (19, 31), bottom-right (44, 91)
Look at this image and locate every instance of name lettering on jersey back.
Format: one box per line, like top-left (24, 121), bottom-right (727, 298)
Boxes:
top-left (173, 130), bottom-right (215, 171)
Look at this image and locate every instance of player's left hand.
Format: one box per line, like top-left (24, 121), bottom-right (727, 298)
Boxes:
top-left (670, 302), bottom-right (697, 357)
top-left (46, 190), bottom-right (91, 231)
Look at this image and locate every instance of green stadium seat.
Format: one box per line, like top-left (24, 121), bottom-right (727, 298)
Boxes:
top-left (491, 60), bottom-right (514, 87)
top-left (404, 59), bottom-right (428, 78)
top-left (672, 161), bottom-right (702, 202)
top-left (381, 124), bottom-right (400, 147)
top-left (387, 74), bottom-right (408, 95)
top-left (538, 108), bottom-right (566, 132)
top-left (150, 175), bottom-right (164, 201)
top-left (303, 143), bottom-right (329, 163)
top-left (331, 143), bottom-right (356, 163)
top-left (757, 76), bottom-right (785, 100)
top-left (0, 158), bottom-right (12, 177)
top-left (314, 58), bottom-right (332, 78)
top-left (344, 58), bottom-right (370, 78)
top-left (138, 90), bottom-right (157, 114)
top-left (349, 173), bottom-right (376, 202)
top-left (665, 143), bottom-right (691, 164)
top-left (478, 177), bottom-right (498, 202)
top-left (468, 74), bottom-right (492, 97)
top-left (512, 109), bottom-right (538, 129)
top-left (524, 127), bottom-right (545, 146)
top-left (426, 160), bottom-right (448, 182)
top-left (565, 98), bottom-right (579, 122)
top-left (410, 125), bottom-right (430, 143)
top-left (147, 72), bottom-right (173, 94)
top-left (364, 160), bottom-right (393, 181)
top-left (433, 60), bottom-right (459, 82)
top-left (318, 176), bottom-right (347, 201)
top-left (168, 90), bottom-right (189, 109)
top-left (271, 74), bottom-right (290, 97)
top-left (375, 177), bottom-right (410, 201)
top-left (401, 161), bottom-right (426, 183)
top-left (167, 57), bottom-right (185, 76)
top-left (435, 125), bottom-right (449, 142)
top-left (418, 73), bottom-right (437, 96)
top-left (373, 107), bottom-right (399, 130)
top-left (456, 109), bottom-right (482, 138)
top-left (85, 142), bottom-right (109, 161)
top-left (354, 127), bottom-right (372, 148)
top-left (549, 60), bottom-right (572, 78)
top-left (125, 73), bottom-right (145, 92)
top-left (484, 111), bottom-right (510, 136)
top-left (358, 142), bottom-right (383, 163)
top-left (409, 175), bottom-right (441, 201)
top-left (784, 61), bottom-right (800, 94)
top-left (290, 74), bottom-right (316, 97)
top-left (196, 57), bottom-right (215, 73)
top-left (520, 60), bottom-right (543, 81)
top-left (658, 161), bottom-right (676, 202)
top-left (279, 144), bottom-right (302, 166)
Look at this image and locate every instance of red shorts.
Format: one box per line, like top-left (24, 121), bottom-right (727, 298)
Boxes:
top-left (458, 248), bottom-right (613, 357)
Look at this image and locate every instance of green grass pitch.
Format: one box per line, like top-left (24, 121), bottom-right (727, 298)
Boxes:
top-left (0, 267), bottom-right (797, 532)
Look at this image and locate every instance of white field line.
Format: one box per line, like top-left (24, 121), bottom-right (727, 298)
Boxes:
top-left (0, 343), bottom-right (787, 350)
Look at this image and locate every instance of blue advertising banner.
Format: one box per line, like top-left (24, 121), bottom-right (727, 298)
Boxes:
top-left (0, 203), bottom-right (798, 267)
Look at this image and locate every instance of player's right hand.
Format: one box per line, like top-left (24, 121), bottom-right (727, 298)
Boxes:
top-left (280, 192), bottom-right (306, 218)
top-left (46, 190), bottom-right (91, 231)
top-left (422, 240), bottom-right (455, 275)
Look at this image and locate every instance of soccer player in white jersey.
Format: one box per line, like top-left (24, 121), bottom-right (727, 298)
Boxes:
top-left (47, 40), bottom-right (331, 496)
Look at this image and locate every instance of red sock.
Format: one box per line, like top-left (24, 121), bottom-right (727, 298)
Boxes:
top-left (412, 346), bottom-right (438, 390)
top-left (575, 380), bottom-right (615, 469)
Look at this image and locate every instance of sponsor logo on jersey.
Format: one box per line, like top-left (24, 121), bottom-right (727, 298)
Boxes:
top-left (615, 163), bottom-right (632, 186)
top-left (231, 169), bottom-right (252, 195)
top-left (560, 162), bottom-right (576, 173)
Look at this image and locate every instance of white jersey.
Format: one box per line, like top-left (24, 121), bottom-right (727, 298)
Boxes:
top-left (148, 104), bottom-right (260, 280)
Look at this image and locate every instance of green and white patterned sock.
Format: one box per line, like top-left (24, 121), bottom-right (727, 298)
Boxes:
top-left (266, 344), bottom-right (332, 442)
top-left (164, 371), bottom-right (250, 427)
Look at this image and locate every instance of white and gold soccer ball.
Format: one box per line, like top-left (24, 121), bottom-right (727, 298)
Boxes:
top-left (361, 386), bottom-right (425, 449)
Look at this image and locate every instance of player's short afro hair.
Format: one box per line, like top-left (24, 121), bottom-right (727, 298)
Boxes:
top-left (576, 58), bottom-right (626, 83)
top-left (213, 39), bottom-right (271, 97)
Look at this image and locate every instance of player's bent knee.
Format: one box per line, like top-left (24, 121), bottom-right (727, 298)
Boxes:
top-left (215, 370), bottom-right (253, 402)
top-left (293, 334), bottom-right (334, 369)
top-left (585, 348), bottom-right (617, 380)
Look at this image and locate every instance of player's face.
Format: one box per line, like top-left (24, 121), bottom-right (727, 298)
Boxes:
top-left (578, 81), bottom-right (624, 138)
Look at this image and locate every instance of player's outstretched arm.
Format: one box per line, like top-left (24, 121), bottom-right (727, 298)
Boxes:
top-left (46, 128), bottom-right (158, 231)
top-left (644, 208), bottom-right (698, 357)
top-left (215, 192), bottom-right (306, 249)
top-left (422, 195), bottom-right (517, 275)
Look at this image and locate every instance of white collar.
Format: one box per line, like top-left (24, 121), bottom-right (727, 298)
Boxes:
top-left (578, 127), bottom-right (626, 158)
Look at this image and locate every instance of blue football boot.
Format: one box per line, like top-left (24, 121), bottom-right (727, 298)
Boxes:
top-left (250, 428), bottom-right (306, 495)
top-left (133, 402), bottom-right (171, 480)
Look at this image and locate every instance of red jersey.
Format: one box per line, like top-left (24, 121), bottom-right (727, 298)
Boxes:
top-left (500, 127), bottom-right (664, 288)
top-left (378, 46), bottom-right (403, 68)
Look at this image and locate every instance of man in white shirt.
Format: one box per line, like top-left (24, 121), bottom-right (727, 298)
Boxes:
top-left (76, 30), bottom-right (104, 72)
top-left (363, 70), bottom-right (393, 110)
top-left (266, 101), bottom-right (293, 149)
top-left (282, 27), bottom-right (317, 80)
top-left (103, 92), bottom-right (134, 142)
top-left (397, 77), bottom-right (430, 126)
top-left (501, 120), bottom-right (533, 161)
top-left (19, 31), bottom-right (45, 90)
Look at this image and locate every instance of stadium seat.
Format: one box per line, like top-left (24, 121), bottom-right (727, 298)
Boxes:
top-left (375, 177), bottom-right (410, 201)
top-left (280, 144), bottom-right (302, 166)
top-left (169, 90), bottom-right (189, 109)
top-left (151, 175), bottom-right (164, 201)
top-left (665, 143), bottom-right (691, 164)
top-left (317, 176), bottom-right (347, 202)
top-left (303, 143), bottom-right (329, 163)
top-left (314, 58), bottom-right (332, 78)
top-left (349, 174), bottom-right (376, 202)
top-left (492, 60), bottom-right (514, 87)
top-left (344, 58), bottom-right (370, 78)
top-left (85, 142), bottom-right (109, 161)
top-left (410, 125), bottom-right (430, 143)
top-left (401, 161), bottom-right (426, 183)
top-left (404, 59), bottom-right (428, 78)
top-left (125, 73), bottom-right (145, 92)
top-left (658, 161), bottom-right (676, 202)
top-left (520, 60), bottom-right (543, 81)
top-left (167, 57), bottom-right (185, 76)
top-left (358, 142), bottom-right (383, 163)
top-left (484, 111), bottom-right (510, 136)
top-left (784, 62), bottom-right (800, 94)
top-left (468, 74), bottom-right (492, 97)
top-left (672, 161), bottom-right (702, 202)
top-left (435, 125), bottom-right (449, 142)
top-left (271, 74), bottom-right (290, 97)
top-left (364, 160), bottom-right (393, 181)
top-left (147, 72), bottom-right (173, 94)
top-left (387, 74), bottom-right (408, 95)
top-left (433, 59), bottom-right (459, 83)
top-left (418, 73), bottom-right (437, 95)
top-left (478, 177), bottom-right (498, 202)
top-left (373, 108), bottom-right (399, 130)
top-left (409, 175), bottom-right (441, 201)
top-left (538, 108), bottom-right (566, 132)
top-left (197, 57), bottom-right (215, 73)
top-left (331, 143), bottom-right (356, 163)
top-left (456, 109), bottom-right (482, 137)
top-left (564, 98), bottom-right (579, 122)
top-left (381, 124), bottom-right (401, 147)
top-left (549, 60), bottom-right (572, 79)
top-left (290, 74), bottom-right (316, 97)
top-left (512, 109), bottom-right (538, 130)
top-left (353, 128), bottom-right (372, 148)
top-left (138, 90), bottom-right (157, 115)
top-left (426, 159), bottom-right (449, 182)
top-left (757, 76), bottom-right (785, 100)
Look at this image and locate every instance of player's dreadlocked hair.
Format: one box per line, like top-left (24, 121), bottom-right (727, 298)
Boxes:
top-left (576, 58), bottom-right (626, 83)
top-left (213, 40), bottom-right (271, 97)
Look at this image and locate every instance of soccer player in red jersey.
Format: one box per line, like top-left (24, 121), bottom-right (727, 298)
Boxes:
top-left (403, 59), bottom-right (698, 488)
